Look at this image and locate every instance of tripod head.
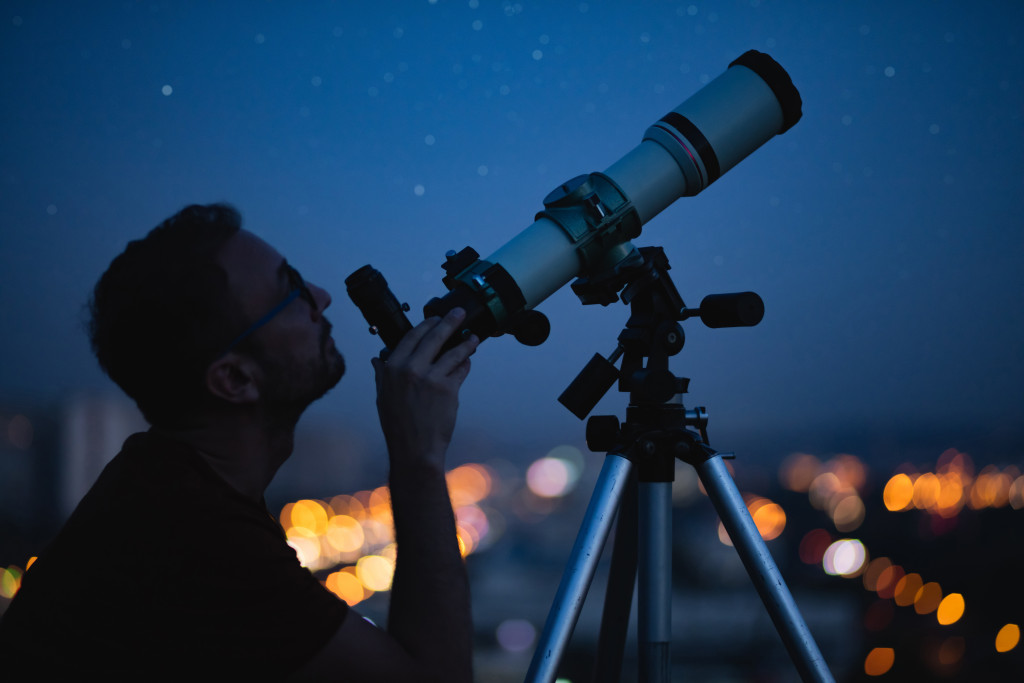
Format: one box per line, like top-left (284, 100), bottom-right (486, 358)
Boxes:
top-left (560, 245), bottom-right (763, 417)
top-left (559, 246), bottom-right (762, 474)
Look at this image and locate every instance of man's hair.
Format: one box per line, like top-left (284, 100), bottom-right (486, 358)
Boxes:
top-left (88, 203), bottom-right (245, 426)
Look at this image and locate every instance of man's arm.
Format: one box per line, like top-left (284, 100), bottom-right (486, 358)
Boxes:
top-left (291, 308), bottom-right (478, 682)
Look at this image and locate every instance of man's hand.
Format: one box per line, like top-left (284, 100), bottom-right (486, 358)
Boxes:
top-left (371, 308), bottom-right (479, 471)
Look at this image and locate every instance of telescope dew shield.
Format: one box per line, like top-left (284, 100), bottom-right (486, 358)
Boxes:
top-left (487, 50), bottom-right (802, 311)
top-left (624, 50), bottom-right (802, 220)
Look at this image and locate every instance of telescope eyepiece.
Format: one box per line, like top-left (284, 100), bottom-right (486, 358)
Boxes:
top-left (344, 265), bottom-right (413, 351)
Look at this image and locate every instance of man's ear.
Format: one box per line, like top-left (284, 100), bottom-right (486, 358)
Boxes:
top-left (206, 354), bottom-right (261, 404)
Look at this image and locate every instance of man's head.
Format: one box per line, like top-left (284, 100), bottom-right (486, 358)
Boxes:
top-left (88, 203), bottom-right (344, 427)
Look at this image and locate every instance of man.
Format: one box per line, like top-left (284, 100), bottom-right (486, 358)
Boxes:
top-left (0, 204), bottom-right (479, 681)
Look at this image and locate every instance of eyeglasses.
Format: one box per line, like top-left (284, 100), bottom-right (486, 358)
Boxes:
top-left (216, 264), bottom-right (315, 358)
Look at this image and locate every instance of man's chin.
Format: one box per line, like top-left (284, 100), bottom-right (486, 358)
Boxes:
top-left (327, 348), bottom-right (345, 384)
top-left (311, 351), bottom-right (345, 401)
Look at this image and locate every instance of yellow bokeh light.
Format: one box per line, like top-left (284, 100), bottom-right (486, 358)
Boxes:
top-left (934, 473), bottom-right (965, 517)
top-left (914, 582), bottom-right (943, 615)
top-left (936, 593), bottom-right (965, 625)
top-left (864, 647), bottom-right (895, 676)
top-left (748, 497), bottom-right (786, 541)
top-left (366, 487), bottom-right (393, 527)
top-left (330, 493), bottom-right (365, 519)
top-left (287, 535), bottom-right (322, 569)
top-left (289, 499), bottom-right (330, 535)
top-left (969, 466), bottom-right (1012, 510)
top-left (447, 463), bottom-right (493, 507)
top-left (0, 566), bottom-right (23, 599)
top-left (912, 473), bottom-right (941, 510)
top-left (883, 474), bottom-right (914, 512)
top-left (379, 543), bottom-right (398, 564)
top-left (456, 523), bottom-right (478, 557)
top-left (356, 555), bottom-right (395, 592)
top-left (325, 568), bottom-right (368, 606)
top-left (325, 515), bottom-right (365, 554)
top-left (360, 518), bottom-right (395, 547)
top-left (455, 504), bottom-right (490, 556)
top-left (995, 623), bottom-right (1020, 653)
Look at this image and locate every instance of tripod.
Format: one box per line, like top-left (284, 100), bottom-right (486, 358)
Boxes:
top-left (524, 247), bottom-right (834, 682)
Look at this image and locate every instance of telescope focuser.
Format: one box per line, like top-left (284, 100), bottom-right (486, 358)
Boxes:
top-left (347, 245), bottom-right (552, 356)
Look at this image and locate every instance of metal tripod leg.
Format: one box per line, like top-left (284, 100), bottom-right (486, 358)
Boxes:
top-left (638, 481), bottom-right (672, 682)
top-left (525, 454), bottom-right (633, 683)
top-left (526, 450), bottom-right (834, 683)
top-left (591, 470), bottom-right (637, 683)
top-left (696, 454), bottom-right (835, 683)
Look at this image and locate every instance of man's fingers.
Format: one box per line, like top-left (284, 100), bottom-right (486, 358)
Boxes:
top-left (389, 308), bottom-right (467, 366)
top-left (433, 334), bottom-right (480, 378)
top-left (388, 317), bottom-right (441, 363)
top-left (419, 308), bottom-right (468, 358)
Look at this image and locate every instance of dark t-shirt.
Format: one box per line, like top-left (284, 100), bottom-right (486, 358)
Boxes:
top-left (0, 431), bottom-right (347, 679)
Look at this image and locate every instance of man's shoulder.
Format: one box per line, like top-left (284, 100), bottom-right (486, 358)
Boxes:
top-left (90, 430), bottom-right (239, 504)
top-left (1, 430), bottom-right (347, 678)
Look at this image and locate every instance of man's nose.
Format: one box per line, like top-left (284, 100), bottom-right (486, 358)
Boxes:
top-left (307, 282), bottom-right (332, 320)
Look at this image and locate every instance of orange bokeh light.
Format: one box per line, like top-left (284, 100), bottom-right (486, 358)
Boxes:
top-left (883, 474), bottom-right (914, 512)
top-left (748, 497), bottom-right (787, 541)
top-left (864, 647), bottom-right (895, 676)
top-left (894, 573), bottom-right (923, 607)
top-left (996, 624), bottom-right (1020, 653)
top-left (937, 593), bottom-right (965, 625)
top-left (914, 582), bottom-right (943, 615)
top-left (876, 564), bottom-right (905, 600)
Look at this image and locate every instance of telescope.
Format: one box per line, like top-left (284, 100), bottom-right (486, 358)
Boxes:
top-left (348, 52), bottom-right (833, 682)
top-left (346, 50), bottom-right (802, 351)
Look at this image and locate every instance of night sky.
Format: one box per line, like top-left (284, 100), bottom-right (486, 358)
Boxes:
top-left (2, 1), bottom-right (1022, 465)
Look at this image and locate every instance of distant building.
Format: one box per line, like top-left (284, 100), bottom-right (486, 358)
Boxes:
top-left (58, 393), bottom-right (148, 518)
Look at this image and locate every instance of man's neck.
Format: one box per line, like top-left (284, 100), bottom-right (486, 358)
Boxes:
top-left (155, 413), bottom-right (297, 502)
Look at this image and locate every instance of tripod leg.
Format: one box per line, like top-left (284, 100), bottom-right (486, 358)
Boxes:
top-left (591, 469), bottom-right (638, 683)
top-left (638, 481), bottom-right (673, 682)
top-left (696, 455), bottom-right (835, 683)
top-left (525, 454), bottom-right (634, 683)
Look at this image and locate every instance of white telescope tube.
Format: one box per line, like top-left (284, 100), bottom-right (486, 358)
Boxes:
top-left (487, 50), bottom-right (801, 310)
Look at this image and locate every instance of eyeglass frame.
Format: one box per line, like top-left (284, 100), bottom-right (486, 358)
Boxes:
top-left (215, 264), bottom-right (316, 359)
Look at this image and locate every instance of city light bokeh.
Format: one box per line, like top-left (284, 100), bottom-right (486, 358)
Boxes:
top-left (277, 462), bottom-right (498, 606)
top-left (1, 406), bottom-right (1020, 679)
top-left (782, 446), bottom-right (1022, 674)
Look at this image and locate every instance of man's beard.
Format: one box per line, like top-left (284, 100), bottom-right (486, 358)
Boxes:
top-left (256, 323), bottom-right (345, 416)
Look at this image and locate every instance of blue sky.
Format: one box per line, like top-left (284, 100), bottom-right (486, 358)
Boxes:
top-left (1, 1), bottom-right (1022, 463)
